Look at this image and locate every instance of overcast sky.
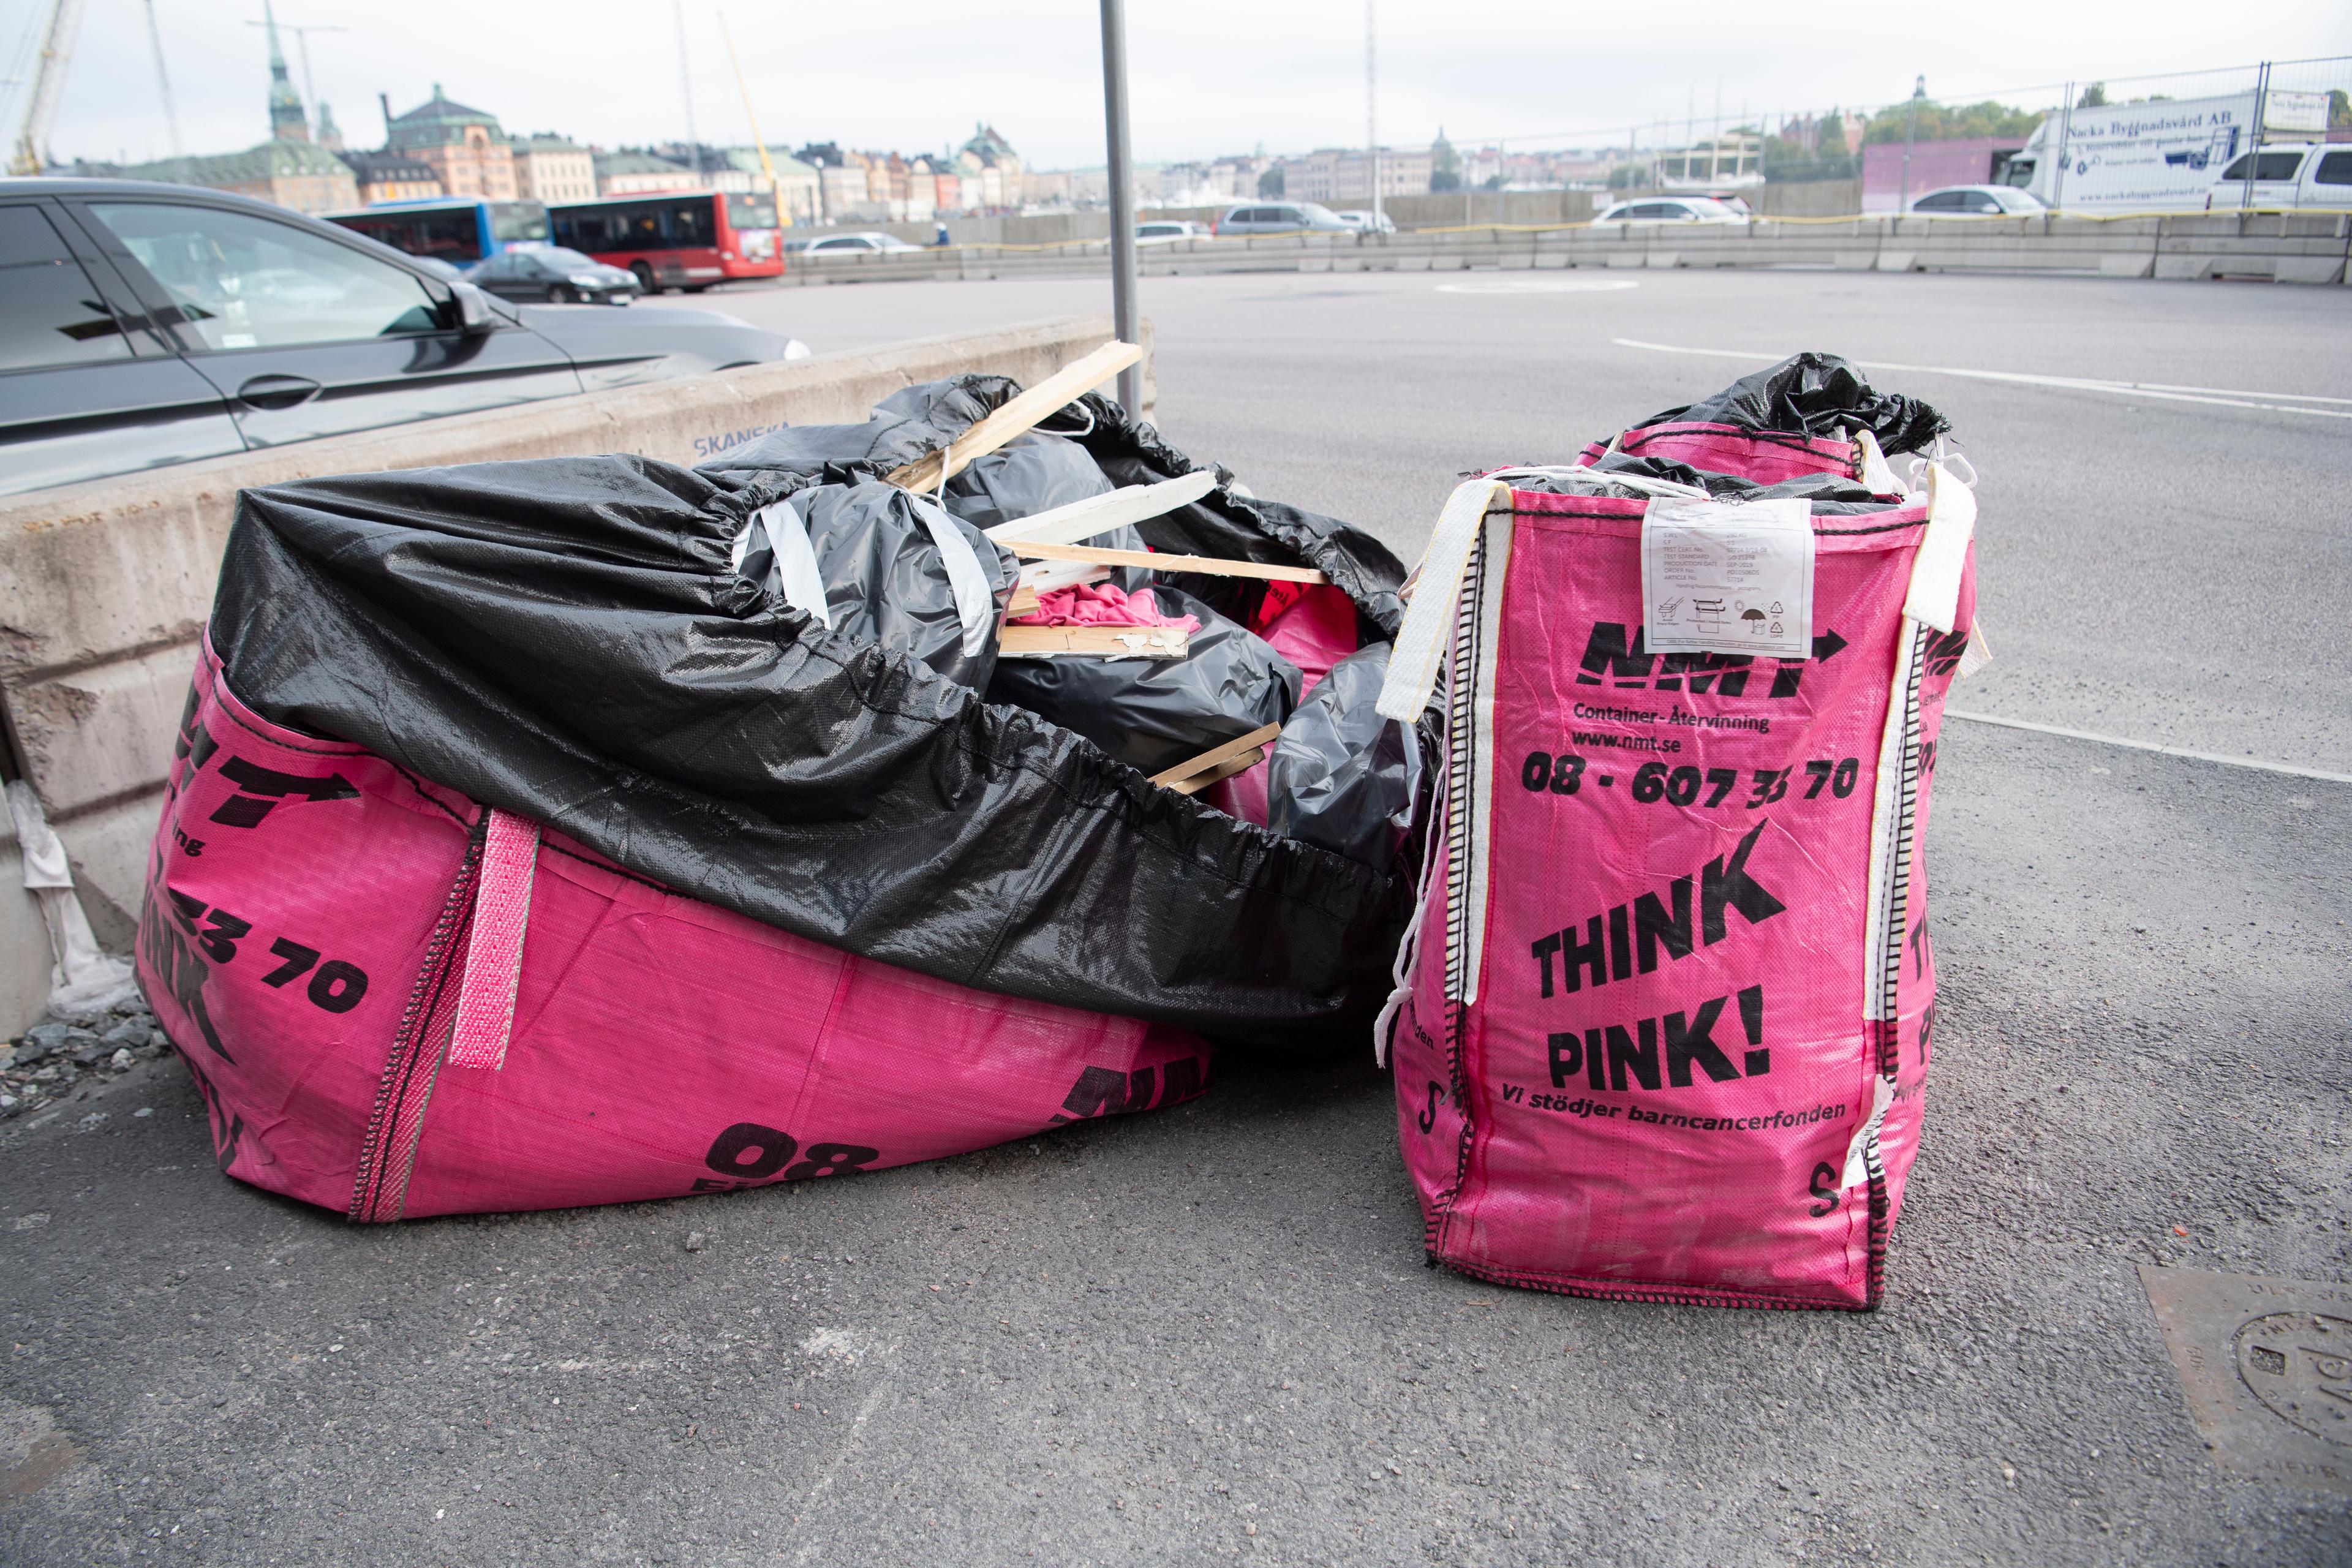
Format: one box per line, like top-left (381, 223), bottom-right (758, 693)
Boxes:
top-left (16, 0), bottom-right (2352, 170)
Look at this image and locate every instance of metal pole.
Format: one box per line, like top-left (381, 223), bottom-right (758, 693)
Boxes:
top-left (1365, 0), bottom-right (1381, 233)
top-left (139, 0), bottom-right (185, 176)
top-left (2051, 83), bottom-right (2072, 212)
top-left (1901, 75), bottom-right (1921, 211)
top-left (2243, 61), bottom-right (2269, 212)
top-left (1099, 0), bottom-right (1141, 416)
top-left (673, 0), bottom-right (701, 178)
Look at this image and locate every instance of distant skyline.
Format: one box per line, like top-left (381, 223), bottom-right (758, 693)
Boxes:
top-left (15, 0), bottom-right (2352, 170)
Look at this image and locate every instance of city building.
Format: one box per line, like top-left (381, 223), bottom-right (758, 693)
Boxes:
top-left (385, 86), bottom-right (518, 201)
top-left (1657, 130), bottom-right (1765, 187)
top-left (594, 152), bottom-right (701, 197)
top-left (954, 122), bottom-right (1023, 209)
top-left (514, 137), bottom-right (595, 205)
top-left (720, 148), bottom-right (822, 224)
top-left (1159, 155), bottom-right (1267, 205)
top-left (340, 150), bottom-right (442, 205)
top-left (1283, 147), bottom-right (1433, 203)
top-left (115, 14), bottom-right (355, 213)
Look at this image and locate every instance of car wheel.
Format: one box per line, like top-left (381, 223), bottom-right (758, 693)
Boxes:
top-left (630, 262), bottom-right (657, 294)
top-left (549, 284), bottom-right (575, 304)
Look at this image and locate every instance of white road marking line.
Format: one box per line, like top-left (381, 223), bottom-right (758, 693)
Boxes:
top-left (1437, 279), bottom-right (1641, 294)
top-left (1943, 709), bottom-right (2352, 785)
top-left (1611, 339), bottom-right (2352, 421)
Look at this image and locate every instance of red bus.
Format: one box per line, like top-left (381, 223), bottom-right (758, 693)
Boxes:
top-left (546, 190), bottom-right (783, 293)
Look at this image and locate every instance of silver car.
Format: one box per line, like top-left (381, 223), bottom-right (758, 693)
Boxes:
top-left (1591, 196), bottom-right (1751, 226)
top-left (783, 231), bottom-right (925, 257)
top-left (1215, 202), bottom-right (1352, 236)
top-left (1907, 185), bottom-right (2046, 216)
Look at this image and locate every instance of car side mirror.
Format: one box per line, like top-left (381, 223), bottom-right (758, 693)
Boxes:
top-left (449, 281), bottom-right (498, 336)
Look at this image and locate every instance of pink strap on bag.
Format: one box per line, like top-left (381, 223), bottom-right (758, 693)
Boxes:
top-left (446, 808), bottom-right (540, 1071)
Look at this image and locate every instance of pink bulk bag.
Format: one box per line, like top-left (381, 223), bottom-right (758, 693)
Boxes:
top-left (134, 375), bottom-right (1420, 1223)
top-left (1373, 369), bottom-right (1982, 1310)
top-left (140, 645), bottom-right (1211, 1221)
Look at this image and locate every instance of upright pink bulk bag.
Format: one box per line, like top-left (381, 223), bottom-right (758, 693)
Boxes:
top-left (139, 644), bottom-right (1211, 1221)
top-left (1373, 445), bottom-right (1980, 1310)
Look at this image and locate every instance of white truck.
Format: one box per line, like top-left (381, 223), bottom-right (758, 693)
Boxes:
top-left (1997, 88), bottom-right (2340, 211)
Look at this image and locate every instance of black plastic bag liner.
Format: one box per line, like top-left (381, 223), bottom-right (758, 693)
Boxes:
top-left (702, 379), bottom-right (1409, 647)
top-left (1266, 643), bottom-right (1423, 872)
top-left (1540, 453), bottom-right (1897, 514)
top-left (737, 479), bottom-right (1017, 690)
top-left (1620, 350), bottom-right (1950, 455)
top-left (941, 431), bottom-right (1151, 591)
top-left (987, 586), bottom-right (1301, 777)
top-left (211, 377), bottom-right (1417, 1051)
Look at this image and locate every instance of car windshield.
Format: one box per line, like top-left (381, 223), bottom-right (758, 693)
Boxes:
top-left (535, 248), bottom-right (604, 271)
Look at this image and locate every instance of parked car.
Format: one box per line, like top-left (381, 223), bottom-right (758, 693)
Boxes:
top-left (1591, 197), bottom-right (1751, 226)
top-left (1215, 202), bottom-right (1353, 236)
top-left (782, 231), bottom-right (925, 257)
top-left (1907, 184), bottom-right (2047, 217)
top-left (0, 178), bottom-right (808, 498)
top-left (2204, 143), bottom-right (2352, 211)
top-left (1333, 209), bottom-right (1397, 234)
top-left (1136, 219), bottom-right (1207, 245)
top-left (464, 244), bottom-right (639, 304)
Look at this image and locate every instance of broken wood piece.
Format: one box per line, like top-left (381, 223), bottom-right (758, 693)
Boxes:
top-left (1145, 722), bottom-right (1284, 788)
top-left (998, 624), bottom-right (1189, 659)
top-left (1163, 749), bottom-right (1267, 797)
top-left (1019, 559), bottom-right (1113, 595)
top-left (1003, 540), bottom-right (1329, 585)
top-left (1004, 562), bottom-right (1111, 622)
top-left (885, 340), bottom-right (1144, 494)
top-left (985, 470), bottom-right (1221, 545)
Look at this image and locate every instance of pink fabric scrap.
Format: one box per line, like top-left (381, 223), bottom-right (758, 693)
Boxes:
top-left (1012, 580), bottom-right (1200, 633)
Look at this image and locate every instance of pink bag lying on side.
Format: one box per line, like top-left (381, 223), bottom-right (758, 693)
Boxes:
top-left (1373, 464), bottom-right (1978, 1310)
top-left (138, 643), bottom-right (1210, 1223)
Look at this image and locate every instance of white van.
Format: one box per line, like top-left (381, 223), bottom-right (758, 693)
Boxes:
top-left (2203, 143), bottom-right (2352, 211)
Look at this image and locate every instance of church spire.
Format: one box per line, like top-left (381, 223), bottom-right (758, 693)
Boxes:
top-left (263, 0), bottom-right (309, 141)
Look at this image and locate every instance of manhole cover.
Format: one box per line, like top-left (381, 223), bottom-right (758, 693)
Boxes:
top-left (2234, 1312), bottom-right (2352, 1445)
top-left (2142, 1265), bottom-right (2352, 1494)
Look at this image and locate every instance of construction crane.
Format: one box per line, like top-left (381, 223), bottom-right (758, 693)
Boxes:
top-left (9, 0), bottom-right (87, 176)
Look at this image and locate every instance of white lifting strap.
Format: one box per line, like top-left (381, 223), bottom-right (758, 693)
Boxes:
top-left (1376, 478), bottom-right (1512, 723)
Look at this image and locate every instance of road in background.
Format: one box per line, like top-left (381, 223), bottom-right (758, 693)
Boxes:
top-left (4, 270), bottom-right (2348, 1567)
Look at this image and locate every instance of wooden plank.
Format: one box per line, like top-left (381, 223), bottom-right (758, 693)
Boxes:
top-left (886, 340), bottom-right (1144, 494)
top-left (985, 470), bottom-right (1220, 545)
top-left (1163, 748), bottom-right (1267, 797)
top-left (1020, 559), bottom-right (1112, 594)
top-left (998, 624), bottom-right (1189, 659)
top-left (1146, 722), bottom-right (1284, 788)
top-left (1005, 560), bottom-right (1111, 621)
top-left (1003, 539), bottom-right (1328, 585)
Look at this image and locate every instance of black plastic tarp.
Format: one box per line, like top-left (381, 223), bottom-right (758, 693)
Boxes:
top-left (209, 375), bottom-right (1417, 1051)
top-left (1616, 350), bottom-right (1951, 455)
top-left (987, 586), bottom-right (1301, 777)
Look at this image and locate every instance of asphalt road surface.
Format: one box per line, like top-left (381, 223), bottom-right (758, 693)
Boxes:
top-left (5, 268), bottom-right (2348, 1567)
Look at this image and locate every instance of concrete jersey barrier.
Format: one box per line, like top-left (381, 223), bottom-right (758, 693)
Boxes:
top-left (778, 211), bottom-right (2352, 287)
top-left (0, 314), bottom-right (1152, 1035)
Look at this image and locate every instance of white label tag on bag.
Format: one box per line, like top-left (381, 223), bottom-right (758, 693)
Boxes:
top-left (1641, 497), bottom-right (1814, 661)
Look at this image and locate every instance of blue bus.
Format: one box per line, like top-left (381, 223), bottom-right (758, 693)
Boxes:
top-left (324, 198), bottom-right (549, 266)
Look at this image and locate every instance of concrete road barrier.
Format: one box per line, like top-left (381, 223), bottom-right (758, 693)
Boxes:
top-left (775, 211), bottom-right (2351, 287)
top-left (0, 315), bottom-right (1151, 1033)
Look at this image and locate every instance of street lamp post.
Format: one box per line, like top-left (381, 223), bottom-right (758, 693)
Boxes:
top-left (1099, 0), bottom-right (1141, 417)
top-left (1899, 74), bottom-right (1924, 212)
top-left (1366, 0), bottom-right (1381, 235)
